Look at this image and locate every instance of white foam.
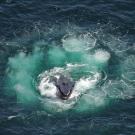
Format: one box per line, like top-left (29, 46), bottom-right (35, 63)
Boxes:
top-left (38, 64), bottom-right (101, 112)
top-left (74, 73), bottom-right (101, 93)
top-left (8, 116), bottom-right (17, 120)
top-left (62, 34), bottom-right (96, 52)
top-left (38, 77), bottom-right (57, 98)
top-left (62, 38), bottom-right (85, 52)
top-left (94, 49), bottom-right (111, 63)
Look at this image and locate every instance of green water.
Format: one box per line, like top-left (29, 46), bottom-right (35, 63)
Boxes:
top-left (7, 47), bottom-right (44, 103)
top-left (5, 34), bottom-right (113, 114)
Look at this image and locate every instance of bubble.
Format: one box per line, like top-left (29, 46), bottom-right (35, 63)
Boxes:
top-left (7, 47), bottom-right (44, 104)
top-left (74, 88), bottom-right (106, 113)
top-left (121, 55), bottom-right (135, 83)
top-left (80, 49), bottom-right (110, 72)
top-left (94, 49), bottom-right (111, 63)
top-left (62, 37), bottom-right (86, 52)
top-left (38, 77), bottom-right (57, 98)
top-left (48, 47), bottom-right (66, 66)
top-left (6, 25), bottom-right (131, 114)
top-left (62, 34), bottom-right (96, 52)
top-left (102, 80), bottom-right (135, 99)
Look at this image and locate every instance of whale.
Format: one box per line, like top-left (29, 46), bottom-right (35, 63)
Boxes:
top-left (52, 75), bottom-right (75, 100)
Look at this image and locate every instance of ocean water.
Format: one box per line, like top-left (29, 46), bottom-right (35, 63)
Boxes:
top-left (0, 0), bottom-right (135, 135)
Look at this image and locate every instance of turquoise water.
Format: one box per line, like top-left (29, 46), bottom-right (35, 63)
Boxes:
top-left (0, 0), bottom-right (135, 135)
top-left (6, 32), bottom-right (111, 112)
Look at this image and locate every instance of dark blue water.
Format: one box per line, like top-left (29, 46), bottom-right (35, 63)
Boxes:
top-left (0, 0), bottom-right (135, 135)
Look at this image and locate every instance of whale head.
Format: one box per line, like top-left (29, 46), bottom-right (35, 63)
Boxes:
top-left (55, 75), bottom-right (75, 100)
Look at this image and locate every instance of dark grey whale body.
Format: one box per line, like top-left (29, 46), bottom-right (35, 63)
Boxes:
top-left (52, 75), bottom-right (75, 100)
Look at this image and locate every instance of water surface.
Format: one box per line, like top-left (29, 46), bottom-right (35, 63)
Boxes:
top-left (0, 0), bottom-right (135, 135)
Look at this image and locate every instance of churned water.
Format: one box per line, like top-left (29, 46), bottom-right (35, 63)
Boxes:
top-left (0, 0), bottom-right (135, 135)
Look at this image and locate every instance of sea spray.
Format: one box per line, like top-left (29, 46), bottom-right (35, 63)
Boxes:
top-left (7, 47), bottom-right (44, 104)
